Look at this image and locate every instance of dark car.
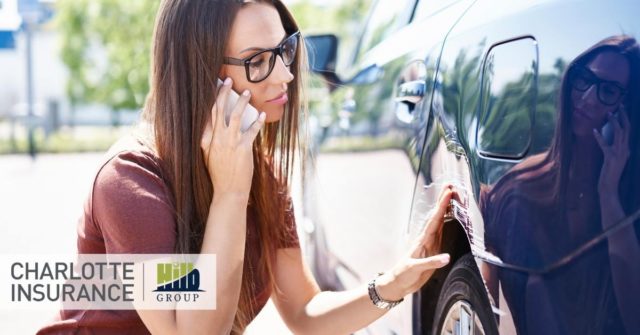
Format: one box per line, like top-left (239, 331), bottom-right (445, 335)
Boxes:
top-left (303, 0), bottom-right (640, 334)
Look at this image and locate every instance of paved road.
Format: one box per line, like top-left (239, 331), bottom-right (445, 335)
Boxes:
top-left (1, 153), bottom-right (104, 334)
top-left (0, 150), bottom-right (415, 334)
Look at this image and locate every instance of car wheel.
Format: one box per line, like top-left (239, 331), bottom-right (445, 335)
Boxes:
top-left (432, 254), bottom-right (498, 335)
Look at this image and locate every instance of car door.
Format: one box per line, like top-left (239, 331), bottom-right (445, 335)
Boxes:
top-left (306, 0), bottom-right (476, 333)
top-left (310, 0), bottom-right (420, 312)
top-left (411, 0), bottom-right (640, 334)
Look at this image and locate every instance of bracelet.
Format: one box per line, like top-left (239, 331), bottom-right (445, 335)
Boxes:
top-left (367, 272), bottom-right (404, 310)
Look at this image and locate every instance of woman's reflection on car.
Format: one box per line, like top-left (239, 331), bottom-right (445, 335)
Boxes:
top-left (481, 35), bottom-right (640, 335)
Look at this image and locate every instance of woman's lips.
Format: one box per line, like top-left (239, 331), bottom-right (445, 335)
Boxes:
top-left (574, 108), bottom-right (595, 121)
top-left (267, 93), bottom-right (288, 105)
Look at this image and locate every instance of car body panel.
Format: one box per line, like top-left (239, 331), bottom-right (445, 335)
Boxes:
top-left (305, 0), bottom-right (640, 334)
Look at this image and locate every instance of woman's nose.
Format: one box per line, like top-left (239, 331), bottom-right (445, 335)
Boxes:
top-left (580, 84), bottom-right (600, 105)
top-left (269, 55), bottom-right (294, 84)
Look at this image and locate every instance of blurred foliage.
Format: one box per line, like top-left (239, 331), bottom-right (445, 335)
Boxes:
top-left (0, 125), bottom-right (129, 154)
top-left (55, 0), bottom-right (159, 126)
top-left (349, 58), bottom-right (406, 134)
top-left (289, 0), bottom-right (371, 43)
top-left (54, 0), bottom-right (371, 127)
top-left (319, 134), bottom-right (404, 153)
top-left (289, 0), bottom-right (374, 128)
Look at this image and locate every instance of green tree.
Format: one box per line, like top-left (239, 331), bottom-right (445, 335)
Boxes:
top-left (288, 0), bottom-right (373, 124)
top-left (56, 0), bottom-right (370, 127)
top-left (288, 0), bottom-right (373, 77)
top-left (56, 0), bottom-right (159, 126)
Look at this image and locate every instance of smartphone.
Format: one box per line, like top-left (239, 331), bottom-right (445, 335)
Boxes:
top-left (216, 78), bottom-right (260, 132)
top-left (600, 107), bottom-right (622, 145)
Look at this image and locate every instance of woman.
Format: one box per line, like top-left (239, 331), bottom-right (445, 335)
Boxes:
top-left (482, 35), bottom-right (640, 335)
top-left (38, 1), bottom-right (452, 334)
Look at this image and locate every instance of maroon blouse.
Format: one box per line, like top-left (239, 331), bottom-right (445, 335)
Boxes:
top-left (37, 136), bottom-right (299, 334)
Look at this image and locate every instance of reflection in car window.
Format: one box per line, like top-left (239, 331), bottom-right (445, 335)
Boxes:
top-left (353, 0), bottom-right (415, 64)
top-left (413, 0), bottom-right (461, 21)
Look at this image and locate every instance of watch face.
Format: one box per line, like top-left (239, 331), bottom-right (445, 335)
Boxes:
top-left (380, 300), bottom-right (397, 309)
top-left (378, 301), bottom-right (391, 309)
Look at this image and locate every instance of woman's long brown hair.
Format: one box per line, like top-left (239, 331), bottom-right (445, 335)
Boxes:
top-left (142, 0), bottom-right (307, 332)
top-left (553, 35), bottom-right (640, 215)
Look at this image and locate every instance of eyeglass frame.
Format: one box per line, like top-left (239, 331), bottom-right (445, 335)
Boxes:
top-left (223, 31), bottom-right (300, 83)
top-left (569, 64), bottom-right (628, 106)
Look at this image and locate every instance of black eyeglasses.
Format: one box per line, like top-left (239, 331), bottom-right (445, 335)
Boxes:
top-left (223, 31), bottom-right (300, 83)
top-left (569, 65), bottom-right (627, 106)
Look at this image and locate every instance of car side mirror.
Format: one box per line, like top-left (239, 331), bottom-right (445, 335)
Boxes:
top-left (305, 34), bottom-right (342, 91)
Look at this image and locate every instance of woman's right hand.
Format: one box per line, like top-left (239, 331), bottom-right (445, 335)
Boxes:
top-left (374, 185), bottom-right (453, 301)
top-left (200, 77), bottom-right (266, 199)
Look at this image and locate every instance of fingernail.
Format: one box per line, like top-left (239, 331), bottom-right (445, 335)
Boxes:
top-left (259, 112), bottom-right (266, 121)
top-left (224, 77), bottom-right (232, 85)
top-left (440, 254), bottom-right (450, 264)
top-left (242, 90), bottom-right (250, 96)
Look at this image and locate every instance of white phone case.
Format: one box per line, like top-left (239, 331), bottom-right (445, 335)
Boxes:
top-left (217, 78), bottom-right (260, 132)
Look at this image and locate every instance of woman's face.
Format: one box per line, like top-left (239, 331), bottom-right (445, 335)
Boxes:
top-left (221, 3), bottom-right (295, 123)
top-left (571, 50), bottom-right (630, 137)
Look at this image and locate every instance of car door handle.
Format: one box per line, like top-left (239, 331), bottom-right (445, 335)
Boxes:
top-left (395, 80), bottom-right (425, 105)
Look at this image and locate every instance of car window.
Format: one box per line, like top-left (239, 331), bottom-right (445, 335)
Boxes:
top-left (413, 0), bottom-right (462, 21)
top-left (352, 0), bottom-right (416, 65)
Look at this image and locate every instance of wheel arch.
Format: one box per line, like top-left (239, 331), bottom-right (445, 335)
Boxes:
top-left (413, 217), bottom-right (472, 334)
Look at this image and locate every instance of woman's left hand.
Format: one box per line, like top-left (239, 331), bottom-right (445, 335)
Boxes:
top-left (375, 185), bottom-right (454, 301)
top-left (594, 109), bottom-right (631, 194)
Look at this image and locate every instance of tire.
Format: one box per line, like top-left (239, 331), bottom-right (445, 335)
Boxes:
top-left (432, 254), bottom-right (498, 335)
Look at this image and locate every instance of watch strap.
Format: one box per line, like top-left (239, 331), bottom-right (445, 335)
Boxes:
top-left (367, 272), bottom-right (404, 310)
